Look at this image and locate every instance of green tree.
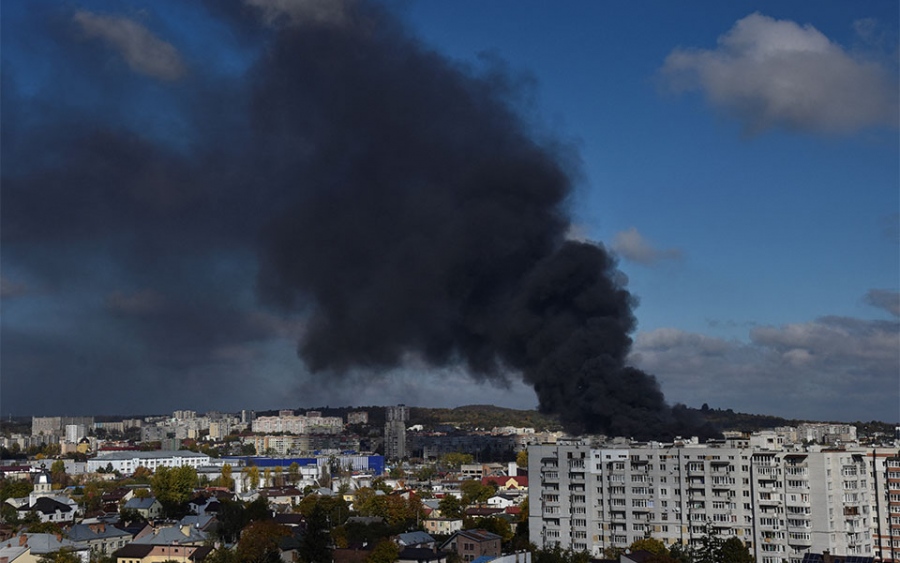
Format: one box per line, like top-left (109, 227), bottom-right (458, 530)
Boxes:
top-left (0, 478), bottom-right (33, 502)
top-left (236, 520), bottom-right (290, 563)
top-left (50, 460), bottom-right (68, 486)
top-left (38, 549), bottom-right (82, 563)
top-left (288, 463), bottom-right (300, 486)
top-left (438, 495), bottom-right (462, 519)
top-left (150, 465), bottom-right (198, 518)
top-left (298, 503), bottom-right (332, 563)
top-left (629, 538), bottom-right (668, 556)
top-left (464, 516), bottom-right (512, 542)
top-left (214, 499), bottom-right (247, 544)
top-left (516, 450), bottom-right (528, 469)
top-left (204, 547), bottom-right (238, 563)
top-left (366, 540), bottom-right (399, 563)
top-left (717, 537), bottom-right (753, 563)
top-left (460, 480), bottom-right (495, 505)
top-left (1, 503), bottom-right (19, 525)
top-left (440, 453), bottom-right (473, 471)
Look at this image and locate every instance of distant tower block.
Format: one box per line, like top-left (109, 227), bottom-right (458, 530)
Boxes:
top-left (384, 405), bottom-right (409, 460)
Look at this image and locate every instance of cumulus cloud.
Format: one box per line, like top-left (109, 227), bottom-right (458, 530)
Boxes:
top-left (74, 11), bottom-right (186, 81)
top-left (612, 227), bottom-right (683, 265)
top-left (865, 289), bottom-right (900, 317)
top-left (660, 13), bottom-right (898, 134)
top-left (631, 315), bottom-right (899, 421)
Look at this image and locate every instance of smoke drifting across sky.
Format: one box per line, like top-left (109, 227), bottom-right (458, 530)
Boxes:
top-left (1, 0), bottom-right (716, 439)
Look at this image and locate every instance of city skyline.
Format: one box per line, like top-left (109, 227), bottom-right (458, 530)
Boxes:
top-left (1, 1), bottom-right (898, 423)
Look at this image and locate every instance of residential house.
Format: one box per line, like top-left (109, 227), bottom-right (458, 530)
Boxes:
top-left (112, 543), bottom-right (214, 563)
top-left (129, 525), bottom-right (207, 547)
top-left (122, 498), bottom-right (163, 520)
top-left (0, 539), bottom-right (36, 563)
top-left (481, 477), bottom-right (527, 492)
top-left (13, 534), bottom-right (88, 563)
top-left (66, 523), bottom-right (132, 556)
top-left (397, 547), bottom-right (448, 563)
top-left (17, 498), bottom-right (74, 524)
top-left (395, 532), bottom-right (436, 549)
top-left (422, 518), bottom-right (463, 536)
top-left (440, 530), bottom-right (502, 563)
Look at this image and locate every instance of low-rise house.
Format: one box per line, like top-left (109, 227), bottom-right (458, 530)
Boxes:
top-left (395, 532), bottom-right (436, 549)
top-left (122, 498), bottom-right (163, 520)
top-left (177, 515), bottom-right (217, 534)
top-left (260, 487), bottom-right (303, 507)
top-left (66, 523), bottom-right (132, 556)
top-left (397, 547), bottom-right (448, 563)
top-left (13, 534), bottom-right (89, 563)
top-left (129, 525), bottom-right (207, 547)
top-left (112, 543), bottom-right (213, 563)
top-left (0, 544), bottom-right (35, 563)
top-left (422, 518), bottom-right (462, 536)
top-left (480, 477), bottom-right (527, 492)
top-left (440, 530), bottom-right (502, 563)
top-left (17, 498), bottom-right (75, 524)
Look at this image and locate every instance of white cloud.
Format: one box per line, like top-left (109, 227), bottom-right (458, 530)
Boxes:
top-left (245, 0), bottom-right (350, 28)
top-left (660, 13), bottom-right (898, 135)
top-left (611, 227), bottom-right (683, 265)
top-left (74, 11), bottom-right (186, 81)
top-left (631, 314), bottom-right (899, 421)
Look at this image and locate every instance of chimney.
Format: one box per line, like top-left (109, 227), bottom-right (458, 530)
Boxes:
top-left (18, 535), bottom-right (27, 547)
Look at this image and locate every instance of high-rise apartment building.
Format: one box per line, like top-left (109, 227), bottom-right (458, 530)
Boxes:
top-left (529, 440), bottom-right (887, 563)
top-left (384, 404), bottom-right (409, 460)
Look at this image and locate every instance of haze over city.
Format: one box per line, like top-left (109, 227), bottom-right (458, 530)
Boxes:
top-left (1, 0), bottom-right (898, 425)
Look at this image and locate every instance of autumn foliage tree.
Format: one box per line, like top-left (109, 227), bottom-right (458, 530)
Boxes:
top-left (236, 520), bottom-right (290, 563)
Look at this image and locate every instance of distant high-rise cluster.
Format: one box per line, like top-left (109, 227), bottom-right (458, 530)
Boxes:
top-left (384, 404), bottom-right (409, 460)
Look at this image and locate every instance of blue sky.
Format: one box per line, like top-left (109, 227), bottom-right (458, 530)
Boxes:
top-left (2, 0), bottom-right (897, 426)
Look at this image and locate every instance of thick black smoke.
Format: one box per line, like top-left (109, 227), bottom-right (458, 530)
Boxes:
top-left (2, 0), bottom-right (716, 438)
top-left (249, 2), bottom-right (714, 441)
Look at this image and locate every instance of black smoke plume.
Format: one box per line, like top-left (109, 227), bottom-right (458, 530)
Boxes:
top-left (250, 2), bottom-right (714, 441)
top-left (2, 0), bottom-right (717, 439)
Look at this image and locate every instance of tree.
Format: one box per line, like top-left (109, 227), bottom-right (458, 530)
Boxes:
top-left (132, 466), bottom-right (152, 482)
top-left (717, 537), bottom-right (753, 563)
top-left (236, 520), bottom-right (290, 563)
top-left (218, 463), bottom-right (235, 490)
top-left (242, 466), bottom-right (260, 491)
top-left (273, 466), bottom-right (283, 487)
top-left (366, 540), bottom-right (399, 563)
top-left (288, 463), bottom-right (300, 486)
top-left (440, 453), bottom-right (473, 471)
top-left (438, 495), bottom-right (462, 519)
top-left (516, 450), bottom-right (528, 469)
top-left (214, 499), bottom-right (247, 544)
top-left (298, 503), bottom-right (332, 563)
top-left (629, 538), bottom-right (668, 556)
top-left (150, 465), bottom-right (198, 518)
top-left (50, 460), bottom-right (68, 486)
top-left (38, 549), bottom-right (82, 563)
top-left (460, 480), bottom-right (494, 505)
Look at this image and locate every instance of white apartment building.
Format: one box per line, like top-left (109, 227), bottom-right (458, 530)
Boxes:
top-left (87, 451), bottom-right (211, 474)
top-left (528, 440), bottom-right (887, 563)
top-left (252, 414), bottom-right (343, 435)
